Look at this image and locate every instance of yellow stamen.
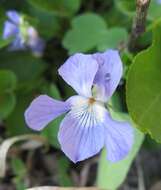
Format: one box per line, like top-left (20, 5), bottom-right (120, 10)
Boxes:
top-left (88, 97), bottom-right (96, 105)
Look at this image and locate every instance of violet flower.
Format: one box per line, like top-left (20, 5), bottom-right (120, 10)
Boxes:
top-left (3, 10), bottom-right (45, 56)
top-left (25, 50), bottom-right (134, 163)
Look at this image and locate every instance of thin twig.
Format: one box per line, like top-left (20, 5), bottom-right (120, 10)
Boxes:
top-left (79, 157), bottom-right (98, 186)
top-left (128, 0), bottom-right (151, 51)
top-left (136, 155), bottom-right (145, 190)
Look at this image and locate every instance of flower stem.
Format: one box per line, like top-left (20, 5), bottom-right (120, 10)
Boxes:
top-left (128, 0), bottom-right (151, 51)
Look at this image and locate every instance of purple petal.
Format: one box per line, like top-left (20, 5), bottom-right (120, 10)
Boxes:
top-left (2, 21), bottom-right (18, 39)
top-left (8, 35), bottom-right (26, 51)
top-left (58, 96), bottom-right (106, 163)
top-left (25, 95), bottom-right (70, 131)
top-left (6, 10), bottom-right (20, 24)
top-left (105, 113), bottom-right (134, 162)
top-left (28, 38), bottom-right (45, 56)
top-left (93, 50), bottom-right (123, 102)
top-left (58, 53), bottom-right (98, 97)
top-left (27, 27), bottom-right (45, 56)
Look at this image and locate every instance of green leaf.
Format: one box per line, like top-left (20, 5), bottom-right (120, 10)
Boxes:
top-left (148, 0), bottom-right (161, 20)
top-left (97, 112), bottom-right (144, 190)
top-left (115, 0), bottom-right (135, 17)
top-left (57, 157), bottom-right (73, 186)
top-left (0, 52), bottom-right (46, 86)
top-left (0, 38), bottom-right (12, 49)
top-left (5, 93), bottom-right (32, 135)
top-left (97, 27), bottom-right (128, 51)
top-left (144, 134), bottom-right (161, 150)
top-left (13, 180), bottom-right (26, 190)
top-left (0, 93), bottom-right (16, 120)
top-left (42, 116), bottom-right (63, 149)
top-left (0, 70), bottom-right (17, 119)
top-left (28, 4), bottom-right (60, 39)
top-left (49, 84), bottom-right (61, 100)
top-left (63, 13), bottom-right (107, 54)
top-left (28, 0), bottom-right (80, 16)
top-left (126, 19), bottom-right (161, 141)
top-left (0, 70), bottom-right (17, 92)
top-left (11, 158), bottom-right (27, 177)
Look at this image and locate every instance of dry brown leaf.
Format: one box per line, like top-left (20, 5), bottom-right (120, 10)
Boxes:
top-left (26, 187), bottom-right (102, 190)
top-left (0, 134), bottom-right (46, 178)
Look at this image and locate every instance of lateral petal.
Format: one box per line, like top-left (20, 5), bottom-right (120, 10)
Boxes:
top-left (25, 95), bottom-right (70, 131)
top-left (105, 113), bottom-right (134, 162)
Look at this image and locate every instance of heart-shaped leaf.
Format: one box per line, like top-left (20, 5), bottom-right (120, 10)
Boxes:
top-left (126, 19), bottom-right (161, 141)
top-left (63, 13), bottom-right (107, 54)
top-left (97, 27), bottom-right (128, 51)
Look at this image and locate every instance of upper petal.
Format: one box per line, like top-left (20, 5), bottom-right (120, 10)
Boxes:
top-left (58, 96), bottom-right (105, 163)
top-left (3, 21), bottom-right (18, 39)
top-left (25, 95), bottom-right (70, 131)
top-left (29, 38), bottom-right (45, 56)
top-left (104, 113), bottom-right (134, 162)
top-left (93, 50), bottom-right (123, 102)
top-left (58, 53), bottom-right (98, 97)
top-left (6, 10), bottom-right (20, 25)
top-left (8, 34), bottom-right (26, 51)
top-left (27, 27), bottom-right (45, 56)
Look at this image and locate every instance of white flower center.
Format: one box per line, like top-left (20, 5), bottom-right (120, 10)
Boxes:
top-left (69, 96), bottom-right (106, 126)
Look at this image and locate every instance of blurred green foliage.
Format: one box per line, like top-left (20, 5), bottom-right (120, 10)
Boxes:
top-left (0, 70), bottom-right (17, 119)
top-left (0, 0), bottom-right (161, 189)
top-left (11, 158), bottom-right (27, 190)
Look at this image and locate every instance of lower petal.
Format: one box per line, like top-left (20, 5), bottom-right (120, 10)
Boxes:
top-left (105, 114), bottom-right (134, 162)
top-left (9, 35), bottom-right (26, 51)
top-left (58, 96), bottom-right (106, 163)
top-left (25, 95), bottom-right (70, 131)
